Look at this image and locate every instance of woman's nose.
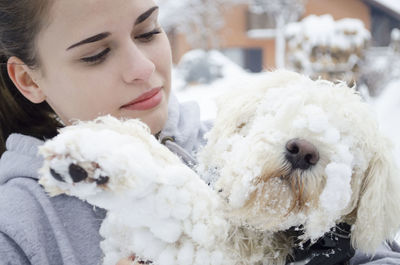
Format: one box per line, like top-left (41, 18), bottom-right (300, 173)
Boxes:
top-left (122, 44), bottom-right (155, 84)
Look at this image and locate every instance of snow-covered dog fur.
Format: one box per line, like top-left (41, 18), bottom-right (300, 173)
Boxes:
top-left (38, 70), bottom-right (400, 265)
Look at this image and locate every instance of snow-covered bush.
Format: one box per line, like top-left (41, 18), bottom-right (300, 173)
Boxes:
top-left (175, 49), bottom-right (246, 87)
top-left (176, 50), bottom-right (223, 85)
top-left (285, 14), bottom-right (370, 85)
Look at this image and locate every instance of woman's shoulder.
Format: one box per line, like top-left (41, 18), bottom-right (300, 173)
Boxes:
top-left (0, 176), bottom-right (52, 234)
top-left (0, 176), bottom-right (105, 265)
top-left (0, 133), bottom-right (48, 219)
top-left (0, 133), bottom-right (105, 264)
top-left (0, 133), bottom-right (44, 183)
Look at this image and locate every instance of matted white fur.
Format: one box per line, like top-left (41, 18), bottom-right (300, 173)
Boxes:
top-left (198, 70), bottom-right (400, 252)
top-left (39, 70), bottom-right (400, 265)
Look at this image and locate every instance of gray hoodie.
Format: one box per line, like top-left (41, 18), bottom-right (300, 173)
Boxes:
top-left (0, 134), bottom-right (106, 265)
top-left (0, 95), bottom-right (399, 265)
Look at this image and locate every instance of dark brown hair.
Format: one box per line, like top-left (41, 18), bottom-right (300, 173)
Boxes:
top-left (0, 0), bottom-right (62, 154)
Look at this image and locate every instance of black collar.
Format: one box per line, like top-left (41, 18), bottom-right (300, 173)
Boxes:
top-left (286, 223), bottom-right (355, 265)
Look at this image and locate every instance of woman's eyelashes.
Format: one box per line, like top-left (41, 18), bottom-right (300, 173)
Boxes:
top-left (80, 28), bottom-right (162, 65)
top-left (134, 27), bottom-right (162, 42)
top-left (81, 47), bottom-right (111, 64)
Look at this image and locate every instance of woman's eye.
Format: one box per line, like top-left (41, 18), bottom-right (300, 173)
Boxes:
top-left (80, 48), bottom-right (111, 64)
top-left (135, 28), bottom-right (162, 42)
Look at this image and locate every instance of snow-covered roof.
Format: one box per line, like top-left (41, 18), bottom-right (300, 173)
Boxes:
top-left (363, 0), bottom-right (400, 20)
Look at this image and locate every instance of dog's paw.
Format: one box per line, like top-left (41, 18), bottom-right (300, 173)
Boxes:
top-left (38, 116), bottom-right (157, 197)
top-left (38, 153), bottom-right (115, 200)
top-left (49, 162), bottom-right (109, 185)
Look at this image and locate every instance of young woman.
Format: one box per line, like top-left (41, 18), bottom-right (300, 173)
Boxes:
top-left (0, 0), bottom-right (208, 264)
top-left (0, 0), bottom-right (398, 264)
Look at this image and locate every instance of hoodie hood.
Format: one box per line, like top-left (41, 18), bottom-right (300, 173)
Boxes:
top-left (0, 134), bottom-right (44, 184)
top-left (160, 93), bottom-right (210, 154)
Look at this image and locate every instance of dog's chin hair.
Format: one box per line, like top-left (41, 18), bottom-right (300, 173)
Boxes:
top-left (226, 166), bottom-right (297, 228)
top-left (285, 168), bottom-right (326, 212)
top-left (277, 162), bottom-right (309, 212)
top-left (227, 226), bottom-right (292, 265)
top-left (232, 162), bottom-right (326, 229)
top-left (256, 163), bottom-right (313, 213)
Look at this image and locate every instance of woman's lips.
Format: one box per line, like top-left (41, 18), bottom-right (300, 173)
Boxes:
top-left (122, 87), bottom-right (163, 111)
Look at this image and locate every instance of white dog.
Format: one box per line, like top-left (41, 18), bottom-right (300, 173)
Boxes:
top-left (38, 70), bottom-right (400, 265)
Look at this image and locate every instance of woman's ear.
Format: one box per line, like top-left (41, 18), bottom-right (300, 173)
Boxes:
top-left (7, 56), bottom-right (46, 103)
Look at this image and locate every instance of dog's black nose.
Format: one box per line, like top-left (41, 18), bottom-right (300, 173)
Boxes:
top-left (285, 138), bottom-right (319, 170)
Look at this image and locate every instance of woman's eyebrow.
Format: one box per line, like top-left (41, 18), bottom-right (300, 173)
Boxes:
top-left (66, 6), bottom-right (158, 51)
top-left (135, 6), bottom-right (159, 25)
top-left (67, 32), bottom-right (111, 51)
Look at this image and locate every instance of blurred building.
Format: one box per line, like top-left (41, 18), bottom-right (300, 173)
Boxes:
top-left (168, 0), bottom-right (400, 71)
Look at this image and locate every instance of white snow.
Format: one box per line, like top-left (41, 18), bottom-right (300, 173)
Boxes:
top-left (369, 79), bottom-right (400, 168)
top-left (392, 28), bottom-right (400, 41)
top-left (375, 0), bottom-right (400, 15)
top-left (320, 162), bottom-right (352, 212)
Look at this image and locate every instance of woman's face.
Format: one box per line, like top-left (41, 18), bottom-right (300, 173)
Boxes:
top-left (34, 0), bottom-right (172, 134)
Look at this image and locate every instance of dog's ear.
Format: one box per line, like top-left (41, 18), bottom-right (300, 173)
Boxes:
top-left (352, 137), bottom-right (400, 253)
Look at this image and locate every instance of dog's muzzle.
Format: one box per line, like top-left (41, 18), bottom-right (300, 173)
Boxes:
top-left (285, 138), bottom-right (319, 170)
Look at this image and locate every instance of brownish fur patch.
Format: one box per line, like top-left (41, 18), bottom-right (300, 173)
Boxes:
top-left (243, 166), bottom-right (310, 217)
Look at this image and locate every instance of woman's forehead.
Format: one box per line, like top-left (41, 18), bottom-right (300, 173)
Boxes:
top-left (47, 0), bottom-right (156, 32)
top-left (38, 0), bottom-right (157, 50)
